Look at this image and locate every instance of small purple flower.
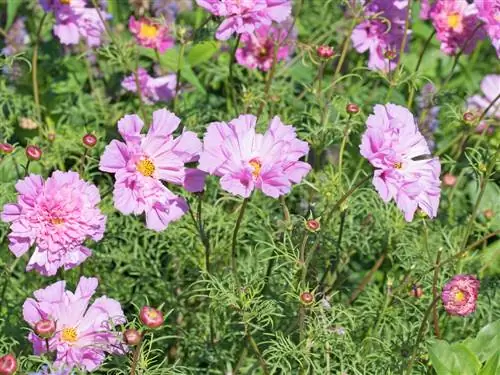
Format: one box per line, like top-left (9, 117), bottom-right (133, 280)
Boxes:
top-left (442, 275), bottom-right (480, 316)
top-left (1, 18), bottom-right (30, 56)
top-left (122, 68), bottom-right (177, 105)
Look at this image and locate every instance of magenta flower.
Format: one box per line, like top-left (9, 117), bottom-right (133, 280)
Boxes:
top-left (442, 275), bottom-right (480, 316)
top-left (122, 68), bottom-right (177, 104)
top-left (40, 0), bottom-right (109, 47)
top-left (23, 277), bottom-right (126, 371)
top-left (1, 171), bottom-right (106, 276)
top-left (129, 17), bottom-right (174, 53)
top-left (236, 20), bottom-right (295, 71)
top-left (351, 0), bottom-right (410, 71)
top-left (196, 0), bottom-right (292, 41)
top-left (1, 17), bottom-right (29, 56)
top-left (99, 109), bottom-right (205, 231)
top-left (428, 0), bottom-right (485, 55)
top-left (467, 74), bottom-right (500, 120)
top-left (476, 0), bottom-right (500, 57)
top-left (360, 104), bottom-right (441, 222)
top-left (198, 115), bottom-right (311, 198)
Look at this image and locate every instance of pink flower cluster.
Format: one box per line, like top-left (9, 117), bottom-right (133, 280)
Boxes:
top-left (198, 115), bottom-right (311, 198)
top-left (196, 0), bottom-right (292, 41)
top-left (351, 0), bottom-right (410, 71)
top-left (122, 68), bottom-right (177, 104)
top-left (129, 17), bottom-right (174, 53)
top-left (1, 171), bottom-right (106, 276)
top-left (39, 0), bottom-right (109, 47)
top-left (236, 20), bottom-right (295, 71)
top-left (23, 277), bottom-right (125, 371)
top-left (360, 104), bottom-right (441, 221)
top-left (442, 275), bottom-right (480, 316)
top-left (99, 109), bottom-right (204, 231)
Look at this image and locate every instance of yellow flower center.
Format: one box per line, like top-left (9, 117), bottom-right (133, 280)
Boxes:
top-left (51, 217), bottom-right (65, 225)
top-left (60, 0), bottom-right (71, 4)
top-left (454, 290), bottom-right (465, 302)
top-left (447, 13), bottom-right (462, 30)
top-left (139, 23), bottom-right (159, 39)
top-left (249, 159), bottom-right (262, 179)
top-left (136, 159), bottom-right (156, 177)
top-left (61, 327), bottom-right (78, 343)
top-left (393, 162), bottom-right (402, 169)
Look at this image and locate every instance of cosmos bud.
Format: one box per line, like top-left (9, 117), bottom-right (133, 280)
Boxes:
top-left (316, 45), bottom-right (334, 59)
top-left (305, 219), bottom-right (321, 233)
top-left (462, 112), bottom-right (475, 123)
top-left (0, 143), bottom-right (14, 154)
top-left (0, 354), bottom-right (17, 375)
top-left (123, 329), bottom-right (142, 345)
top-left (26, 145), bottom-right (42, 161)
top-left (346, 103), bottom-right (360, 115)
top-left (139, 306), bottom-right (164, 329)
top-left (82, 134), bottom-right (97, 148)
top-left (410, 285), bottom-right (423, 298)
top-left (35, 319), bottom-right (56, 339)
top-left (442, 173), bottom-right (457, 187)
top-left (300, 292), bottom-right (314, 305)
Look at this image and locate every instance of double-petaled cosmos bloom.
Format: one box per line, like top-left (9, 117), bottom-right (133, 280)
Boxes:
top-left (129, 17), bottom-right (174, 53)
top-left (476, 0), bottom-right (500, 57)
top-left (442, 275), bottom-right (480, 316)
top-left (23, 277), bottom-right (126, 371)
top-left (196, 0), bottom-right (292, 41)
top-left (360, 104), bottom-right (441, 222)
top-left (1, 17), bottom-right (29, 56)
top-left (99, 109), bottom-right (205, 231)
top-left (236, 20), bottom-right (295, 71)
top-left (1, 171), bottom-right (106, 276)
top-left (351, 0), bottom-right (410, 71)
top-left (198, 115), bottom-right (311, 198)
top-left (39, 0), bottom-right (109, 47)
top-left (122, 68), bottom-right (177, 104)
top-left (425, 0), bottom-right (485, 55)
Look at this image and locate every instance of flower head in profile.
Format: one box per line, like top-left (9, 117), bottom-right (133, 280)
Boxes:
top-left (476, 0), bottom-right (500, 58)
top-left (351, 0), bottom-right (410, 71)
top-left (23, 277), bottom-right (126, 371)
top-left (196, 0), bottom-right (292, 41)
top-left (129, 17), bottom-right (174, 53)
top-left (1, 171), bottom-right (106, 276)
top-left (99, 109), bottom-right (205, 231)
top-left (122, 68), bottom-right (177, 104)
top-left (1, 17), bottom-right (30, 56)
top-left (199, 115), bottom-right (311, 198)
top-left (428, 0), bottom-right (485, 55)
top-left (236, 20), bottom-right (295, 71)
top-left (442, 275), bottom-right (480, 316)
top-left (467, 74), bottom-right (500, 120)
top-left (360, 104), bottom-right (441, 222)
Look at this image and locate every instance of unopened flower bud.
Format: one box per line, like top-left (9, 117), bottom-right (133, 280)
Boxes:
top-left (47, 132), bottom-right (56, 142)
top-left (484, 209), bottom-right (494, 220)
top-left (305, 219), bottom-right (320, 232)
top-left (26, 145), bottom-right (42, 161)
top-left (443, 173), bottom-right (457, 187)
top-left (0, 143), bottom-right (14, 154)
top-left (316, 45), bottom-right (334, 59)
top-left (82, 134), bottom-right (97, 148)
top-left (384, 49), bottom-right (397, 60)
top-left (346, 103), bottom-right (360, 115)
top-left (410, 285), bottom-right (423, 298)
top-left (139, 306), bottom-right (164, 329)
top-left (35, 319), bottom-right (56, 338)
top-left (463, 112), bottom-right (475, 123)
top-left (0, 354), bottom-right (17, 375)
top-left (300, 291), bottom-right (314, 305)
top-left (124, 329), bottom-right (142, 345)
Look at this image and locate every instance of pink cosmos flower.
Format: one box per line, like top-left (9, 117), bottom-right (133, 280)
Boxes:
top-left (122, 68), bottom-right (177, 105)
top-left (198, 115), bottom-right (311, 198)
top-left (360, 104), bottom-right (441, 222)
top-left (196, 0), bottom-right (292, 41)
top-left (1, 171), bottom-right (106, 276)
top-left (428, 0), bottom-right (485, 55)
top-left (129, 17), bottom-right (174, 53)
top-left (351, 0), bottom-right (410, 71)
top-left (99, 109), bottom-right (205, 231)
top-left (235, 20), bottom-right (295, 71)
top-left (23, 277), bottom-right (126, 371)
top-left (476, 0), bottom-right (500, 57)
top-left (467, 74), bottom-right (500, 120)
top-left (442, 275), bottom-right (480, 316)
top-left (39, 0), bottom-right (109, 47)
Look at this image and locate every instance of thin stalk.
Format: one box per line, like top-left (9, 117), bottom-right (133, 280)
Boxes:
top-left (173, 43), bottom-right (186, 114)
top-left (24, 160), bottom-right (31, 177)
top-left (246, 330), bottom-right (269, 375)
top-left (407, 29), bottom-right (436, 108)
top-left (338, 114), bottom-right (352, 186)
top-left (432, 250), bottom-right (442, 338)
top-left (134, 65), bottom-right (147, 121)
top-left (256, 42), bottom-right (278, 118)
top-left (84, 50), bottom-right (105, 118)
top-left (298, 233), bottom-right (310, 343)
top-left (32, 13), bottom-right (48, 122)
top-left (392, 0), bottom-right (412, 83)
top-left (478, 92), bottom-right (500, 122)
top-left (347, 250), bottom-right (387, 304)
top-left (231, 198), bottom-right (249, 285)
top-left (130, 341), bottom-right (142, 375)
top-left (79, 148), bottom-right (88, 177)
top-left (228, 34), bottom-right (241, 115)
top-left (319, 210), bottom-right (347, 291)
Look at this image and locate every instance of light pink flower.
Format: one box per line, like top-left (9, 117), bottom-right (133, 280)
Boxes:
top-left (129, 17), bottom-right (174, 53)
top-left (23, 277), bottom-right (126, 371)
top-left (235, 20), bottom-right (295, 71)
top-left (467, 74), bottom-right (500, 120)
top-left (121, 68), bottom-right (177, 105)
top-left (428, 0), bottom-right (485, 55)
top-left (442, 275), bottom-right (480, 316)
top-left (476, 0), bottom-right (500, 57)
top-left (198, 115), bottom-right (311, 198)
top-left (1, 171), bottom-right (106, 276)
top-left (196, 0), bottom-right (292, 41)
top-left (360, 104), bottom-right (441, 222)
top-left (99, 109), bottom-right (205, 231)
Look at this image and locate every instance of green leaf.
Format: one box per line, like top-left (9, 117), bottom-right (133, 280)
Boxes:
top-left (479, 353), bottom-right (500, 375)
top-left (428, 340), bottom-right (481, 375)
top-left (467, 320), bottom-right (500, 362)
top-left (106, 0), bottom-right (129, 23)
top-left (5, 0), bottom-right (22, 30)
top-left (187, 42), bottom-right (219, 67)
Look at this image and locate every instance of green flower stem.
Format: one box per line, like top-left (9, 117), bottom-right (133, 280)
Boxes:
top-left (228, 34), bottom-right (241, 115)
top-left (32, 12), bottom-right (48, 123)
top-left (246, 329), bottom-right (269, 375)
top-left (231, 198), bottom-right (249, 285)
top-left (173, 43), bottom-right (186, 114)
top-left (407, 29), bottom-right (436, 108)
top-left (432, 250), bottom-right (442, 338)
top-left (130, 340), bottom-right (142, 375)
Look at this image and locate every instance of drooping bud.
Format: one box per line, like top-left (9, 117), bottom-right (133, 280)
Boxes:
top-left (82, 134), bottom-right (97, 148)
top-left (26, 145), bottom-right (42, 161)
top-left (305, 219), bottom-right (321, 233)
top-left (410, 285), bottom-right (423, 298)
top-left (139, 306), bottom-right (164, 329)
top-left (0, 143), bottom-right (14, 154)
top-left (47, 132), bottom-right (56, 142)
top-left (484, 209), bottom-right (494, 220)
top-left (300, 291), bottom-right (314, 305)
top-left (123, 329), bottom-right (142, 345)
top-left (384, 49), bottom-right (397, 60)
top-left (442, 173), bottom-right (457, 187)
top-left (35, 319), bottom-right (56, 338)
top-left (462, 112), bottom-right (475, 123)
top-left (346, 103), bottom-right (360, 115)
top-left (316, 45), bottom-right (334, 59)
top-left (0, 354), bottom-right (17, 375)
